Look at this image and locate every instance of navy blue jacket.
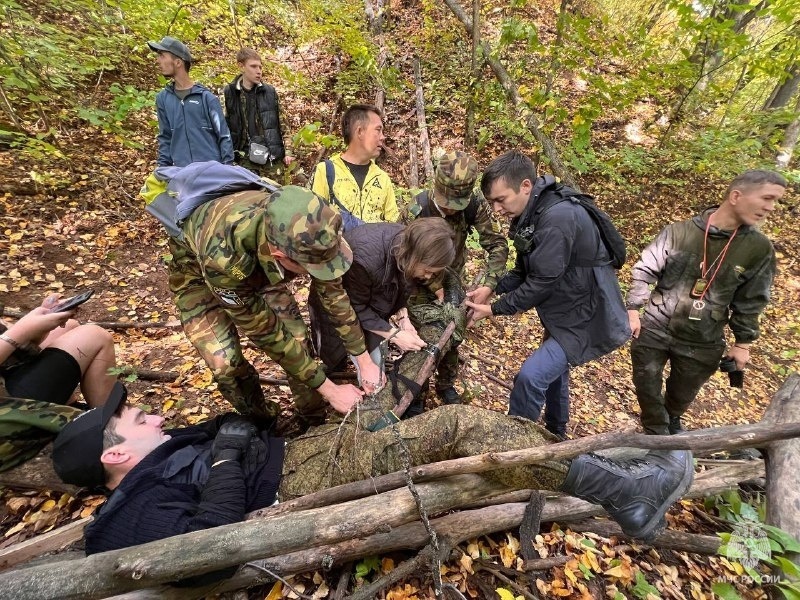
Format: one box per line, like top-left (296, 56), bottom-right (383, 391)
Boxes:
top-left (491, 176), bottom-right (630, 365)
top-left (156, 82), bottom-right (234, 167)
top-left (84, 415), bottom-right (283, 555)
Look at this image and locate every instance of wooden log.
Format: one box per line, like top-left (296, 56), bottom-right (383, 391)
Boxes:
top-left (0, 445), bottom-right (79, 495)
top-left (409, 135), bottom-right (419, 189)
top-left (251, 421), bottom-right (791, 521)
top-left (762, 374), bottom-right (800, 566)
top-left (0, 517), bottom-right (91, 572)
top-left (102, 460), bottom-right (760, 600)
top-left (413, 57), bottom-right (434, 183)
top-left (562, 520), bottom-right (722, 555)
top-left (0, 474), bottom-right (511, 600)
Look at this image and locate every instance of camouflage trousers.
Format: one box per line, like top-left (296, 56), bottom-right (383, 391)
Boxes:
top-left (279, 405), bottom-right (567, 500)
top-left (0, 398), bottom-right (83, 473)
top-left (167, 238), bottom-right (326, 421)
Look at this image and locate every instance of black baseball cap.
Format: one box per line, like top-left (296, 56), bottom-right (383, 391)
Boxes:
top-left (53, 382), bottom-right (128, 488)
top-left (147, 36), bottom-right (193, 64)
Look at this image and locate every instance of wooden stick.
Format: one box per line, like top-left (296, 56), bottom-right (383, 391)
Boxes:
top-left (0, 517), bottom-right (91, 572)
top-left (393, 321), bottom-right (457, 418)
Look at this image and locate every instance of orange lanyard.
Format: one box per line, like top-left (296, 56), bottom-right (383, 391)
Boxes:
top-left (698, 217), bottom-right (738, 302)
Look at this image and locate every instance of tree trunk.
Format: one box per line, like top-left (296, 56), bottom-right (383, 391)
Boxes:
top-left (763, 375), bottom-right (800, 568)
top-left (440, 0), bottom-right (579, 189)
top-left (776, 94), bottom-right (800, 169)
top-left (464, 0), bottom-right (480, 147)
top-left (763, 63), bottom-right (799, 110)
top-left (414, 57), bottom-right (434, 183)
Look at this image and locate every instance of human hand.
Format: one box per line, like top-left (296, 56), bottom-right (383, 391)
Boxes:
top-left (468, 286), bottom-right (493, 306)
top-left (354, 352), bottom-right (384, 394)
top-left (434, 288), bottom-right (445, 302)
top-left (726, 344), bottom-right (750, 371)
top-left (391, 328), bottom-right (426, 352)
top-left (211, 417), bottom-right (256, 462)
top-left (283, 155), bottom-right (295, 166)
top-left (464, 300), bottom-right (492, 327)
top-left (9, 305), bottom-right (74, 346)
top-left (627, 310), bottom-right (641, 339)
top-left (318, 379), bottom-right (364, 413)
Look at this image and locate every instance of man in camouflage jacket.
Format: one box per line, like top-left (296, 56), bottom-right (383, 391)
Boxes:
top-left (168, 185), bottom-right (383, 423)
top-left (626, 170), bottom-right (785, 435)
top-left (408, 151), bottom-right (508, 403)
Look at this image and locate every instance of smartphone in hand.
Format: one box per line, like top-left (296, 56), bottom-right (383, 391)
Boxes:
top-left (52, 290), bottom-right (94, 312)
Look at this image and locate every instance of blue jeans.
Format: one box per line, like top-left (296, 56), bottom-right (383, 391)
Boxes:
top-left (509, 337), bottom-right (570, 435)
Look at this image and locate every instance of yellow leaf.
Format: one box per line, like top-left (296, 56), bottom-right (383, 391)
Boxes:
top-left (604, 565), bottom-right (627, 578)
top-left (495, 589), bottom-right (518, 600)
top-left (40, 499), bottom-right (56, 512)
top-left (382, 557), bottom-right (395, 573)
top-left (265, 581), bottom-right (282, 600)
top-left (4, 521), bottom-right (27, 537)
top-left (162, 399), bottom-right (174, 412)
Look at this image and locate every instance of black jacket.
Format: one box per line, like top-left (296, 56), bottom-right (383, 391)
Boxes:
top-left (491, 176), bottom-right (630, 365)
top-left (342, 223), bottom-right (410, 349)
top-left (223, 76), bottom-right (285, 161)
top-left (84, 415), bottom-right (284, 555)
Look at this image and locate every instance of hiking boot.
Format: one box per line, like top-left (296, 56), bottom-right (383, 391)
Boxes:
top-left (668, 416), bottom-right (685, 435)
top-left (560, 450), bottom-right (694, 541)
top-left (436, 387), bottom-right (462, 405)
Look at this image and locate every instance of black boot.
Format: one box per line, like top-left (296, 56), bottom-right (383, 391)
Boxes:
top-left (560, 450), bottom-right (693, 541)
top-left (437, 386), bottom-right (462, 405)
top-left (668, 416), bottom-right (685, 435)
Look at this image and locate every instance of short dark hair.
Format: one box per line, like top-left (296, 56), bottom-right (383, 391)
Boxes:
top-left (726, 170), bottom-right (787, 199)
top-left (102, 402), bottom-right (128, 450)
top-left (341, 104), bottom-right (382, 145)
top-left (480, 150), bottom-right (539, 197)
top-left (236, 48), bottom-right (261, 64)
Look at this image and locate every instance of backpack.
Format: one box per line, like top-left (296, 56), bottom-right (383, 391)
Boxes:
top-left (539, 184), bottom-right (627, 269)
top-left (410, 191), bottom-right (479, 232)
top-left (325, 160), bottom-right (365, 233)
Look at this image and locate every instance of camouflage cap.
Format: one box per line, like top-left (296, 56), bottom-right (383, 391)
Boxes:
top-left (433, 151), bottom-right (479, 211)
top-left (264, 186), bottom-right (353, 281)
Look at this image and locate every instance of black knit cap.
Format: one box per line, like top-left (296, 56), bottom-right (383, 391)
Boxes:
top-left (53, 382), bottom-right (127, 488)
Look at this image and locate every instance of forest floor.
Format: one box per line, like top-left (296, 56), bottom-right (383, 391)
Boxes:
top-left (1, 13), bottom-right (800, 599)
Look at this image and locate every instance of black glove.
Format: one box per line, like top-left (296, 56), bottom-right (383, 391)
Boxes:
top-left (242, 432), bottom-right (269, 477)
top-left (211, 417), bottom-right (256, 463)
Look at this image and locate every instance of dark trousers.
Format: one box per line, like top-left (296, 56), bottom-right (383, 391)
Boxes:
top-left (630, 329), bottom-right (724, 435)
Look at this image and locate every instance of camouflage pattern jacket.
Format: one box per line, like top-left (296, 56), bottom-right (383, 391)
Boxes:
top-left (626, 210), bottom-right (775, 346)
top-left (171, 190), bottom-right (366, 389)
top-left (310, 154), bottom-right (399, 223)
top-left (409, 190), bottom-right (508, 289)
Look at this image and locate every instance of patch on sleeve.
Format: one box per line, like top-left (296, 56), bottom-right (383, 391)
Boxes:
top-left (212, 287), bottom-right (245, 306)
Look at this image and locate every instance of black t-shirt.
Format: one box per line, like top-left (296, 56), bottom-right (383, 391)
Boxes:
top-left (243, 85), bottom-right (259, 142)
top-left (174, 87), bottom-right (192, 101)
top-left (342, 159), bottom-right (370, 190)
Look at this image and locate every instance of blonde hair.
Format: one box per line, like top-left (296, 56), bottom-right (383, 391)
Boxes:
top-left (394, 218), bottom-right (456, 277)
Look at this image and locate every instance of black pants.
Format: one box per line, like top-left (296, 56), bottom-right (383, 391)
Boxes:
top-left (630, 329), bottom-right (724, 435)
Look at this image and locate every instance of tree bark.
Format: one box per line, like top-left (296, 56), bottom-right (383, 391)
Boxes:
top-left (763, 63), bottom-right (799, 110)
top-left (440, 0), bottom-right (579, 189)
top-left (414, 56), bottom-right (434, 183)
top-left (776, 93), bottom-right (800, 169)
top-left (464, 0), bottom-right (480, 147)
top-left (763, 375), bottom-right (800, 566)
top-left (409, 134), bottom-right (419, 189)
